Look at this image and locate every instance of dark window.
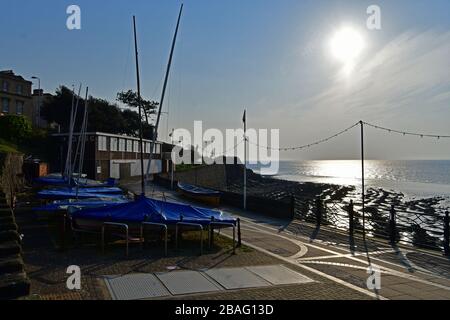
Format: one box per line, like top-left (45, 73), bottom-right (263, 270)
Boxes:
top-left (16, 100), bottom-right (24, 115)
top-left (2, 81), bottom-right (9, 92)
top-left (16, 84), bottom-right (23, 94)
top-left (2, 98), bottom-right (10, 113)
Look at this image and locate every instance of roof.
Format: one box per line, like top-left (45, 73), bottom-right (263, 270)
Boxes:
top-left (51, 131), bottom-right (164, 144)
top-left (0, 70), bottom-right (32, 83)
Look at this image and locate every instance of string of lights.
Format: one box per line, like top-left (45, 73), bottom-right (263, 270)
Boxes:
top-left (362, 121), bottom-right (450, 139)
top-left (248, 122), bottom-right (360, 151)
top-left (212, 139), bottom-right (245, 158)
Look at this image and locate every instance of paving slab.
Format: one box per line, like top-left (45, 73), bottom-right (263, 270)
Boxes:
top-left (156, 270), bottom-right (222, 295)
top-left (205, 267), bottom-right (271, 290)
top-left (104, 274), bottom-right (170, 300)
top-left (246, 265), bottom-right (314, 285)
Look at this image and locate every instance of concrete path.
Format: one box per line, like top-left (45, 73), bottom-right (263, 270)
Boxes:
top-left (122, 180), bottom-right (450, 300)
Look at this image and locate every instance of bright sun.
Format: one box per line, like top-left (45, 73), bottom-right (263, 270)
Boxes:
top-left (330, 27), bottom-right (365, 70)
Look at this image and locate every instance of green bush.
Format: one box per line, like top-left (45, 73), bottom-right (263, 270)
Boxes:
top-left (0, 115), bottom-right (32, 143)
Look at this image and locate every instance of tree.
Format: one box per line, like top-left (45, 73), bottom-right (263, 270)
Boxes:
top-left (0, 115), bottom-right (32, 143)
top-left (41, 86), bottom-right (153, 138)
top-left (116, 90), bottom-right (158, 124)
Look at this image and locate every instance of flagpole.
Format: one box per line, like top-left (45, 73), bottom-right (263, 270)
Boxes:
top-left (243, 109), bottom-right (247, 210)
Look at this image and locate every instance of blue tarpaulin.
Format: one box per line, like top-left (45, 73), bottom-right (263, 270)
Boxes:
top-left (33, 198), bottom-right (130, 211)
top-left (70, 195), bottom-right (236, 226)
top-left (37, 188), bottom-right (125, 200)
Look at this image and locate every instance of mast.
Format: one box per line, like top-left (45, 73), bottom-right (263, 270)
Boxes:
top-left (133, 16), bottom-right (146, 195)
top-left (145, 3), bottom-right (183, 180)
top-left (65, 84), bottom-right (82, 183)
top-left (76, 87), bottom-right (89, 198)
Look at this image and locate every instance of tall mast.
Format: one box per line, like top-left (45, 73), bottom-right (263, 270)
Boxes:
top-left (133, 15), bottom-right (146, 195)
top-left (76, 87), bottom-right (89, 198)
top-left (146, 3), bottom-right (183, 180)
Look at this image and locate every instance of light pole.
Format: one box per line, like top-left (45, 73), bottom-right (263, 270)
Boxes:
top-left (31, 76), bottom-right (41, 127)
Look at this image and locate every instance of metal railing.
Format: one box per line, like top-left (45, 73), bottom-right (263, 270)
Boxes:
top-left (102, 222), bottom-right (129, 256)
top-left (292, 195), bottom-right (450, 255)
top-left (140, 222), bottom-right (168, 256)
top-left (175, 222), bottom-right (204, 255)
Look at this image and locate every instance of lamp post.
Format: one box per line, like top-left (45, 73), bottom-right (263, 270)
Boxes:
top-left (31, 76), bottom-right (41, 127)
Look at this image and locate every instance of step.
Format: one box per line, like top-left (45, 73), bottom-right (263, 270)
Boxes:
top-left (0, 272), bottom-right (31, 300)
top-left (0, 223), bottom-right (18, 232)
top-left (0, 255), bottom-right (24, 274)
top-left (0, 231), bottom-right (21, 243)
top-left (0, 216), bottom-right (15, 225)
top-left (0, 241), bottom-right (21, 257)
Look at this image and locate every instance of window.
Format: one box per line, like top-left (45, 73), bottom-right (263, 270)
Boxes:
top-left (2, 81), bottom-right (9, 92)
top-left (2, 98), bottom-right (9, 113)
top-left (98, 136), bottom-right (107, 151)
top-left (126, 139), bottom-right (133, 152)
top-left (118, 138), bottom-right (125, 152)
top-left (110, 138), bottom-right (118, 151)
top-left (16, 100), bottom-right (24, 115)
top-left (16, 84), bottom-right (23, 95)
top-left (134, 141), bottom-right (139, 153)
top-left (145, 142), bottom-right (151, 153)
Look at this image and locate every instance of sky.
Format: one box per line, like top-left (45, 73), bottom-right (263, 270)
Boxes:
top-left (1, 0), bottom-right (449, 160)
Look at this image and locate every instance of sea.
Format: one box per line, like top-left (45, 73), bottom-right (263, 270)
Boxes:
top-left (249, 160), bottom-right (450, 204)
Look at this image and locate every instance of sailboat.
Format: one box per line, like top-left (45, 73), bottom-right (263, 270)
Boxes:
top-left (68, 5), bottom-right (237, 238)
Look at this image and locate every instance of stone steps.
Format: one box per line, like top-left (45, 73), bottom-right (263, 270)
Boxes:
top-left (0, 195), bottom-right (30, 300)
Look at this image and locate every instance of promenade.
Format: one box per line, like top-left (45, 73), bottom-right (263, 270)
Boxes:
top-left (123, 180), bottom-right (450, 300)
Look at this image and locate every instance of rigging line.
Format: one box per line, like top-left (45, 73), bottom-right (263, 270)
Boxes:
top-left (362, 121), bottom-right (450, 139)
top-left (248, 122), bottom-right (360, 151)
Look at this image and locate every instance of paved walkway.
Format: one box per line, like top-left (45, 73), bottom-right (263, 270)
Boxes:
top-left (123, 180), bottom-right (450, 300)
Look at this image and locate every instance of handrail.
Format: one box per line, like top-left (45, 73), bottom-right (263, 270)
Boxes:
top-left (140, 222), bottom-right (168, 256)
top-left (175, 222), bottom-right (203, 255)
top-left (102, 222), bottom-right (129, 256)
top-left (209, 222), bottom-right (236, 254)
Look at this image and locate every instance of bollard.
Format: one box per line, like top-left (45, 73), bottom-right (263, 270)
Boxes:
top-left (390, 205), bottom-right (397, 244)
top-left (237, 218), bottom-right (242, 247)
top-left (444, 211), bottom-right (449, 256)
top-left (315, 197), bottom-right (322, 227)
top-left (348, 200), bottom-right (354, 238)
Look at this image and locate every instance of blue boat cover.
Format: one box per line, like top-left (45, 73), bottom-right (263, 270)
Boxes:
top-left (33, 198), bottom-right (129, 212)
top-left (37, 189), bottom-right (125, 200)
top-left (178, 182), bottom-right (221, 195)
top-left (34, 176), bottom-right (116, 187)
top-left (70, 195), bottom-right (236, 226)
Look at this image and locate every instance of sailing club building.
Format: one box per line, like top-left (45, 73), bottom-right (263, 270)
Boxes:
top-left (51, 132), bottom-right (170, 181)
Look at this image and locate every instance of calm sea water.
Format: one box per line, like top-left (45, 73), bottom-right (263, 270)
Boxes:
top-left (249, 160), bottom-right (450, 200)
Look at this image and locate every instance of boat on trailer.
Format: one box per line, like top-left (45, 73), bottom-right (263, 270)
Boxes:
top-left (177, 182), bottom-right (221, 206)
top-left (68, 195), bottom-right (235, 235)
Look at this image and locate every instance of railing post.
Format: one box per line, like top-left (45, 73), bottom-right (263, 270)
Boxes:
top-left (444, 211), bottom-right (449, 256)
top-left (315, 197), bottom-right (322, 227)
top-left (237, 218), bottom-right (242, 247)
top-left (390, 205), bottom-right (397, 244)
top-left (348, 200), bottom-right (354, 237)
top-left (290, 195), bottom-right (295, 219)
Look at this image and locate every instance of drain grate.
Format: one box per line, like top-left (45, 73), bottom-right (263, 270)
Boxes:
top-left (104, 274), bottom-right (170, 300)
top-left (246, 265), bottom-right (314, 285)
top-left (156, 270), bottom-right (223, 295)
